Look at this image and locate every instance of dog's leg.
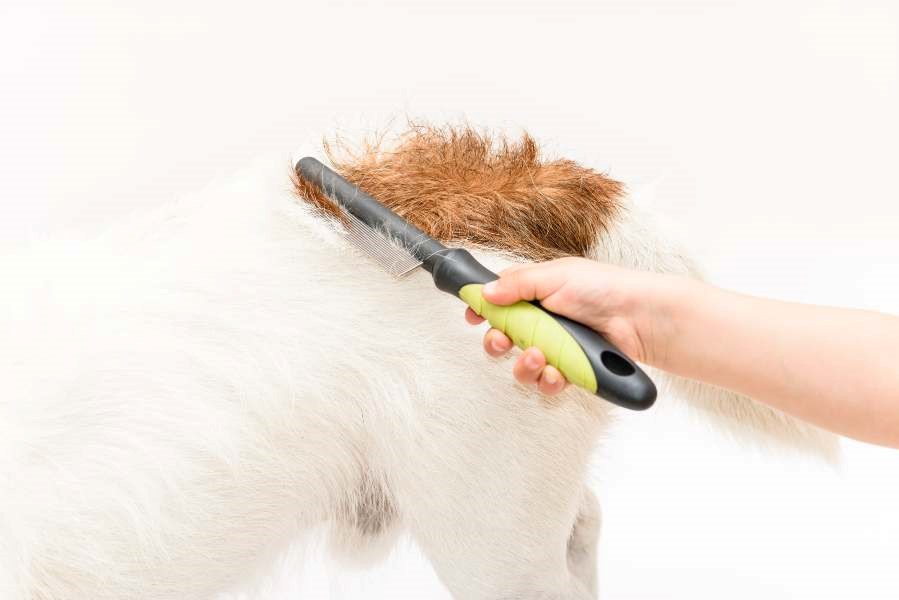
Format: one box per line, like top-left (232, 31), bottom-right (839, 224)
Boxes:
top-left (406, 491), bottom-right (595, 600)
top-left (567, 487), bottom-right (601, 596)
top-left (384, 381), bottom-right (606, 600)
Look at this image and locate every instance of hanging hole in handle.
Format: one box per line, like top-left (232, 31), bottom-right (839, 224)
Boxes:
top-left (601, 351), bottom-right (636, 376)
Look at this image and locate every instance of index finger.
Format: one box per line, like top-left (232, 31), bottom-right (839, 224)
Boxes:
top-left (482, 260), bottom-right (573, 305)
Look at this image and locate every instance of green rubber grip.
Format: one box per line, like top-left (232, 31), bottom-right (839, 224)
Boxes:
top-left (460, 283), bottom-right (598, 393)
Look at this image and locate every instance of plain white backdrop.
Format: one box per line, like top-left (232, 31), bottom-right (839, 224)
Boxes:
top-left (1, 0), bottom-right (897, 598)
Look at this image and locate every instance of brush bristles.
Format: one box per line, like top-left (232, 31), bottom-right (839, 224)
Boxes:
top-left (338, 206), bottom-right (422, 278)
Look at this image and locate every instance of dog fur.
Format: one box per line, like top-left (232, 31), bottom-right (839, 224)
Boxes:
top-left (0, 127), bottom-right (835, 599)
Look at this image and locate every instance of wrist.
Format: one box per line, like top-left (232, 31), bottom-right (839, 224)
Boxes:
top-left (633, 273), bottom-right (707, 371)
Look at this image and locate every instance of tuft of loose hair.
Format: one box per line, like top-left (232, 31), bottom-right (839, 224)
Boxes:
top-left (292, 125), bottom-right (623, 261)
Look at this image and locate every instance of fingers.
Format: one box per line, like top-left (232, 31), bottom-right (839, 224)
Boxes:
top-left (474, 324), bottom-right (570, 395)
top-left (512, 347), bottom-right (545, 385)
top-left (483, 328), bottom-right (513, 357)
top-left (484, 329), bottom-right (568, 396)
top-left (481, 259), bottom-right (579, 306)
top-left (464, 307), bottom-right (485, 325)
top-left (537, 364), bottom-right (567, 396)
top-left (512, 348), bottom-right (568, 396)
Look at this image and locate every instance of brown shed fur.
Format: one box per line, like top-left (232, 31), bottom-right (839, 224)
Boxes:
top-left (292, 125), bottom-right (623, 261)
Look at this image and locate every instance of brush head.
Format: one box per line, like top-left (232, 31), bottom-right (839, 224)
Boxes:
top-left (333, 204), bottom-right (424, 278)
top-left (295, 157), bottom-right (441, 278)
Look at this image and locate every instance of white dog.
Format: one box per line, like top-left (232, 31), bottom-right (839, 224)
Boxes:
top-left (0, 127), bottom-right (834, 599)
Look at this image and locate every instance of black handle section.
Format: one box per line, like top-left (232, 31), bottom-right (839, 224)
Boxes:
top-left (552, 311), bottom-right (657, 410)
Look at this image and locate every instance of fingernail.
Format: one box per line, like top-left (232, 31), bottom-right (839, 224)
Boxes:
top-left (544, 370), bottom-right (559, 385)
top-left (483, 281), bottom-right (497, 295)
top-left (525, 352), bottom-right (541, 369)
top-left (490, 338), bottom-right (505, 352)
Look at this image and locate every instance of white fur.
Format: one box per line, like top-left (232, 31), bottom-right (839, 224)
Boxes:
top-left (0, 155), bottom-right (834, 599)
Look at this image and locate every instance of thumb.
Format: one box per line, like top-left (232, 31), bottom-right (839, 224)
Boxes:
top-left (481, 261), bottom-right (569, 306)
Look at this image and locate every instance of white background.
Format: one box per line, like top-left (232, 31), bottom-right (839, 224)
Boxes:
top-left (2, 0), bottom-right (897, 598)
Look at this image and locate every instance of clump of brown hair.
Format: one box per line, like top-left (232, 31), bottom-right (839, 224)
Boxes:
top-left (293, 125), bottom-right (623, 261)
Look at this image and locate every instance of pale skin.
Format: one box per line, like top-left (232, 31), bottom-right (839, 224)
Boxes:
top-left (465, 257), bottom-right (899, 449)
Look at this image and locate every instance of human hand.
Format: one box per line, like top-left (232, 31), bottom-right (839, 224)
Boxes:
top-left (465, 257), bottom-right (685, 395)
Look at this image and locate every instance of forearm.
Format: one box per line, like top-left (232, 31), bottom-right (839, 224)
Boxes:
top-left (655, 279), bottom-right (899, 448)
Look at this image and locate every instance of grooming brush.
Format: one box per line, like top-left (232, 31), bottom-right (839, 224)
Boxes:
top-left (296, 157), bottom-right (657, 410)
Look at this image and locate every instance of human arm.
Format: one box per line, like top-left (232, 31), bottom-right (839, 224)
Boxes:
top-left (467, 257), bottom-right (899, 448)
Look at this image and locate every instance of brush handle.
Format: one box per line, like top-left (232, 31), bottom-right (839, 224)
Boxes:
top-left (426, 248), bottom-right (656, 410)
